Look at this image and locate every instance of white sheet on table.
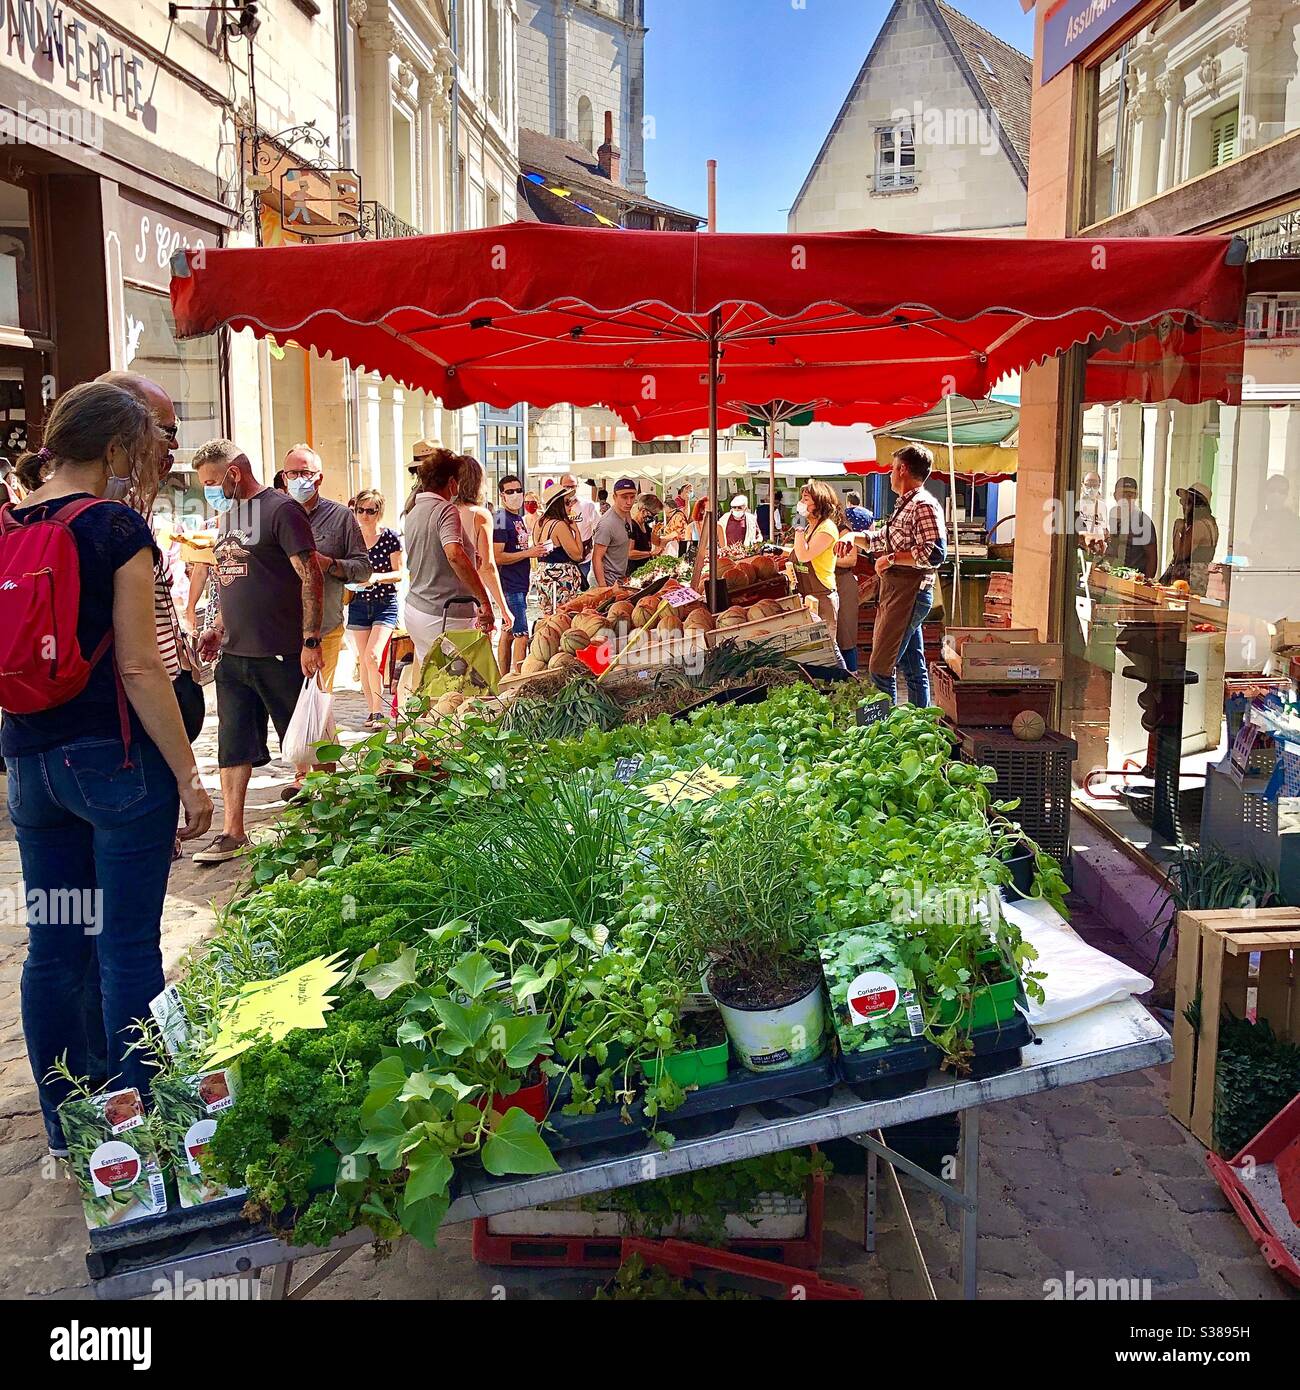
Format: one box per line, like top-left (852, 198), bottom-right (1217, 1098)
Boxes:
top-left (999, 895), bottom-right (1153, 1027)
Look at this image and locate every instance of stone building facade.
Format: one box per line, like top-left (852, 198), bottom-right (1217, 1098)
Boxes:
top-left (517, 0), bottom-right (646, 193)
top-left (788, 0), bottom-right (1030, 237)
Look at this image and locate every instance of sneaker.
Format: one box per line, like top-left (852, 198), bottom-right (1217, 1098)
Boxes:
top-left (48, 1145), bottom-right (69, 1161)
top-left (191, 834), bottom-right (251, 865)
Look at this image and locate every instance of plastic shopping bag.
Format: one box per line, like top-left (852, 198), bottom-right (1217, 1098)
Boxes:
top-left (282, 675), bottom-right (336, 767)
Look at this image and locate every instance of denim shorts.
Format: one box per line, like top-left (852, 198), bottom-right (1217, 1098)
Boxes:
top-left (346, 589), bottom-right (400, 629)
top-left (503, 589), bottom-right (529, 637)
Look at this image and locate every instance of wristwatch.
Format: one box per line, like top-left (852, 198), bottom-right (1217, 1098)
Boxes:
top-left (303, 636), bottom-right (322, 649)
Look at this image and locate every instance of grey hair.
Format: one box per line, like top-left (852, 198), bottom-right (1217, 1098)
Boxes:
top-left (284, 443), bottom-right (323, 471)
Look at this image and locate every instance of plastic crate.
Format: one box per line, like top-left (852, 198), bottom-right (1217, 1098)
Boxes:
top-left (930, 661), bottom-right (1056, 728)
top-left (954, 727), bottom-right (1077, 865)
top-left (471, 1170), bottom-right (826, 1270)
top-left (614, 1237), bottom-right (863, 1300)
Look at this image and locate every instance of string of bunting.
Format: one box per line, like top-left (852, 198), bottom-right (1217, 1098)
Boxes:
top-left (523, 171), bottom-right (624, 228)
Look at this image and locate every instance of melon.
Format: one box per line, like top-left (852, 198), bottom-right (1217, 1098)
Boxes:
top-left (1012, 710), bottom-right (1046, 742)
top-left (561, 630), bottom-right (591, 654)
top-left (519, 655), bottom-right (546, 676)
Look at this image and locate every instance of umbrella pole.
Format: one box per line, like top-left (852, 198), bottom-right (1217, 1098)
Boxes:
top-left (768, 420), bottom-right (777, 544)
top-left (707, 309), bottom-right (721, 610)
top-left (946, 391), bottom-right (962, 626)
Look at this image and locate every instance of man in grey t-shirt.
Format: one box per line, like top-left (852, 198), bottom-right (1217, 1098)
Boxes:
top-left (591, 477), bottom-right (638, 586)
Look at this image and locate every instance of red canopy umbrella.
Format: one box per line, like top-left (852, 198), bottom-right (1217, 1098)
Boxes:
top-left (170, 223), bottom-right (1246, 603)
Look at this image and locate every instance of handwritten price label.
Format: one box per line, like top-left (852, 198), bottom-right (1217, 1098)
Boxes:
top-left (665, 585), bottom-right (703, 608)
top-left (642, 765), bottom-right (742, 804)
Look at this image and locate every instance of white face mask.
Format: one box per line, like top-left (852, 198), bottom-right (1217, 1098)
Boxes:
top-left (105, 476), bottom-right (132, 501)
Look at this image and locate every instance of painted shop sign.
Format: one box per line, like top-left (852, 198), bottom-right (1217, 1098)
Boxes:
top-left (1041, 0), bottom-right (1146, 84)
top-left (114, 194), bottom-right (215, 292)
top-left (1, 0), bottom-right (148, 119)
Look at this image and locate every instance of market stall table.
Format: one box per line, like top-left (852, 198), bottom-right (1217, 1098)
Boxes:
top-left (84, 995), bottom-right (1170, 1301)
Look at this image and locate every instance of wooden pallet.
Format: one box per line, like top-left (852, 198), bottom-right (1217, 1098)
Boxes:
top-left (1170, 909), bottom-right (1300, 1149)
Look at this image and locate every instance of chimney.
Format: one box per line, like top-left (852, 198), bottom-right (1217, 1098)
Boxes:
top-left (597, 110), bottom-right (621, 183)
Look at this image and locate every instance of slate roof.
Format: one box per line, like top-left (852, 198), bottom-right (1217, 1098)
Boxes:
top-left (933, 1), bottom-right (1031, 176)
top-left (517, 128), bottom-right (703, 230)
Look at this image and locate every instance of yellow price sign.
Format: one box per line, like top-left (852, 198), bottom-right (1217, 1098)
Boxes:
top-left (202, 953), bottom-right (348, 1068)
top-left (642, 765), bottom-right (742, 805)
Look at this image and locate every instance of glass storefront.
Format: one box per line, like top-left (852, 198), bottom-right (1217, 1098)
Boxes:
top-left (1086, 0), bottom-right (1300, 225)
top-left (1064, 293), bottom-right (1300, 887)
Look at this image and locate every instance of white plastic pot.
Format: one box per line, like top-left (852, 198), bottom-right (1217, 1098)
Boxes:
top-left (716, 982), bottom-right (827, 1073)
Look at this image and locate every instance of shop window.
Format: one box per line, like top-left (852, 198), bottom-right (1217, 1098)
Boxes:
top-left (485, 186), bottom-right (501, 227)
top-left (1086, 0), bottom-right (1300, 225)
top-left (392, 109), bottom-right (415, 227)
top-left (488, 0), bottom-right (503, 118)
top-left (0, 176), bottom-right (42, 335)
top-left (874, 126), bottom-right (915, 192)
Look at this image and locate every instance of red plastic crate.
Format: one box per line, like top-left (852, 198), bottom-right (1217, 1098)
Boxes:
top-left (472, 1170), bottom-right (826, 1270)
top-left (1207, 1092), bottom-right (1300, 1290)
top-left (930, 661), bottom-right (1056, 728)
top-left (616, 1237), bottom-right (862, 1300)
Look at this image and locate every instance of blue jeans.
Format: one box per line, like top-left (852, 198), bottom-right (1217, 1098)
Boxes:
top-left (871, 587), bottom-right (934, 705)
top-left (7, 735), bottom-right (179, 1148)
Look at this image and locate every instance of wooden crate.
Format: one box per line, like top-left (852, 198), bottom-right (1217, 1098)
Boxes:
top-left (1170, 909), bottom-right (1300, 1149)
top-left (706, 596), bottom-right (812, 648)
top-left (941, 629), bottom-right (1063, 681)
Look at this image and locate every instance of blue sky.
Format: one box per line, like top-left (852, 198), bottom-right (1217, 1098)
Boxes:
top-left (642, 0), bottom-right (1034, 231)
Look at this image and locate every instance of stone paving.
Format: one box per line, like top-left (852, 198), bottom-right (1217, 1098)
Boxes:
top-left (0, 669), bottom-right (1293, 1302)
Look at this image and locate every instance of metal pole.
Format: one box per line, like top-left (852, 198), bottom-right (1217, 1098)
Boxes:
top-left (708, 309), bottom-right (721, 610)
top-left (769, 417), bottom-right (778, 544)
top-left (707, 158), bottom-right (717, 233)
top-left (959, 1106), bottom-right (980, 1300)
top-left (946, 391), bottom-right (962, 625)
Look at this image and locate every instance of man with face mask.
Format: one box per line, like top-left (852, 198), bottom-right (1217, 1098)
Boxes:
top-left (279, 445), bottom-right (371, 697)
top-left (191, 440), bottom-right (323, 864)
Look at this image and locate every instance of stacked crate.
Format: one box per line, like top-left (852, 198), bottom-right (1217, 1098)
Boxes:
top-left (983, 572), bottom-right (1013, 628)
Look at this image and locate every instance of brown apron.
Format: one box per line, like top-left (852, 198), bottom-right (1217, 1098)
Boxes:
top-left (868, 564), bottom-right (926, 679)
top-left (793, 558), bottom-right (834, 626)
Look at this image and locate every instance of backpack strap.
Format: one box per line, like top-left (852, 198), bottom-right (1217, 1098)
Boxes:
top-left (11, 495), bottom-right (137, 768)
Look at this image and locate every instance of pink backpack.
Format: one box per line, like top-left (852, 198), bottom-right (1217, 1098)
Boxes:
top-left (0, 497), bottom-right (132, 759)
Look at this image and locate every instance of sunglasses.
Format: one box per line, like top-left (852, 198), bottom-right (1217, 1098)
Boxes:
top-left (502, 488), bottom-right (523, 496)
top-left (355, 506), bottom-right (379, 516)
top-left (157, 423), bottom-right (179, 443)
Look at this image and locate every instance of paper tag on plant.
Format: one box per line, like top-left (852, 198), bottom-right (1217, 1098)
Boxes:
top-left (846, 970), bottom-right (901, 1021)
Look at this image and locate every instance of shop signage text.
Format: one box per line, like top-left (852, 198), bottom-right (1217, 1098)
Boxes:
top-left (2, 0), bottom-right (147, 120)
top-left (1041, 0), bottom-right (1146, 85)
top-left (114, 196), bottom-right (213, 292)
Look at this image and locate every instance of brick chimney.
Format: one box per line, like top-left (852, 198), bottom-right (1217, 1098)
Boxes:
top-left (597, 110), bottom-right (621, 184)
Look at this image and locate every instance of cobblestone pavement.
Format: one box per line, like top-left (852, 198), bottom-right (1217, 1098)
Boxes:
top-left (0, 672), bottom-right (1293, 1302)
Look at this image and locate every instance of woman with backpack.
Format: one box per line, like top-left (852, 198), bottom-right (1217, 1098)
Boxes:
top-left (0, 381), bottom-right (213, 1155)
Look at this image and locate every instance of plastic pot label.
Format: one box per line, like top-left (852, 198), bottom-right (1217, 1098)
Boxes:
top-left (184, 1119), bottom-right (218, 1176)
top-left (89, 1140), bottom-right (142, 1195)
top-left (847, 971), bottom-right (900, 1021)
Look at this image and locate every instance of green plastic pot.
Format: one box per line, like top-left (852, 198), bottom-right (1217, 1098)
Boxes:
top-left (307, 1146), bottom-right (339, 1193)
top-left (639, 1040), bottom-right (730, 1089)
top-left (934, 951), bottom-right (1022, 1031)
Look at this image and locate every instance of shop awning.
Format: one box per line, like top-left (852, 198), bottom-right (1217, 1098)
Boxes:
top-left (170, 224), bottom-right (1245, 440)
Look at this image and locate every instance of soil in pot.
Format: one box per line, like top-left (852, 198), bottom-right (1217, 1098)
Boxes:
top-left (682, 1008), bottom-right (727, 1049)
top-left (712, 959), bottom-right (828, 1073)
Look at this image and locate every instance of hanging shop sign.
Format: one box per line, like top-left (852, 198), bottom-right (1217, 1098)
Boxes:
top-left (1041, 0), bottom-right (1146, 84)
top-left (278, 166), bottom-right (361, 239)
top-left (0, 0), bottom-right (148, 121)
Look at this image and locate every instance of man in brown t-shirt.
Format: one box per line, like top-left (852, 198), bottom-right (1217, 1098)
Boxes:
top-left (192, 440), bottom-right (323, 864)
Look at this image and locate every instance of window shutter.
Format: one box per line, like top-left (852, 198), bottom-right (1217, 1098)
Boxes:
top-left (1210, 111), bottom-right (1239, 168)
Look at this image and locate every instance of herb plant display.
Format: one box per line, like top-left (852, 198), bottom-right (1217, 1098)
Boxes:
top-left (584, 1148), bottom-right (828, 1244)
top-left (145, 678), bottom-right (1059, 1250)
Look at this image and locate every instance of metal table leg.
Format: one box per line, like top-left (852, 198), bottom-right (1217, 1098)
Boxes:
top-left (959, 1107), bottom-right (979, 1301)
top-left (864, 1148), bottom-right (878, 1253)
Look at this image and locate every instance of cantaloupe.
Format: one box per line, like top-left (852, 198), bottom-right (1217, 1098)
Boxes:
top-left (561, 630), bottom-right (590, 654)
top-left (519, 655), bottom-right (546, 675)
top-left (684, 608), bottom-right (715, 631)
top-left (716, 606), bottom-right (750, 629)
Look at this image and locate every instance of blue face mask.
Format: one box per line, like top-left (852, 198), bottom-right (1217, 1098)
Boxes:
top-left (287, 477), bottom-right (317, 504)
top-left (205, 484), bottom-right (235, 515)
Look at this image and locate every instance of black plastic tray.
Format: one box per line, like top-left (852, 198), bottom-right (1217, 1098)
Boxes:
top-left (543, 1052), bottom-right (838, 1156)
top-left (835, 1037), bottom-right (933, 1101)
top-left (927, 1012), bottom-right (1035, 1080)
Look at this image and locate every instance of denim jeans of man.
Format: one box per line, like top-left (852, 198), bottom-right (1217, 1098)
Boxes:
top-left (870, 587), bottom-right (934, 705)
top-left (8, 735), bottom-right (179, 1148)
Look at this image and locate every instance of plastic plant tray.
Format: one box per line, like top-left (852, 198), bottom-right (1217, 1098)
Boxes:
top-left (640, 1040), bottom-right (730, 1089)
top-left (836, 1037), bottom-right (934, 1101)
top-left (544, 1055), bottom-right (838, 1156)
top-left (930, 1012), bottom-right (1034, 1081)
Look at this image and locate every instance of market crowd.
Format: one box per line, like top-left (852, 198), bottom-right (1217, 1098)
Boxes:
top-left (0, 373), bottom-right (952, 1156)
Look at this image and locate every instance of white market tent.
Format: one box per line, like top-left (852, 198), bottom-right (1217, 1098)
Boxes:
top-left (530, 451), bottom-right (751, 497)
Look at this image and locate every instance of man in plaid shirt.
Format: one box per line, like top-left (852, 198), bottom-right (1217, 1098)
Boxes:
top-left (850, 445), bottom-right (946, 704)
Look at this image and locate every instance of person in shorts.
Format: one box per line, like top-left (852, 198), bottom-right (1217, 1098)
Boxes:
top-left (346, 488), bottom-right (403, 725)
top-left (493, 474), bottom-right (545, 674)
top-left (192, 440), bottom-right (324, 864)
